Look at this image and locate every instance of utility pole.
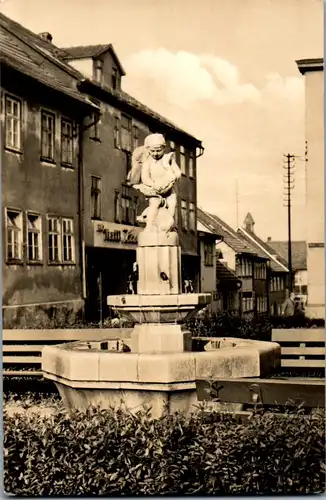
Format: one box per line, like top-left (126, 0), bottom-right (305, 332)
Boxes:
top-left (283, 154), bottom-right (296, 292)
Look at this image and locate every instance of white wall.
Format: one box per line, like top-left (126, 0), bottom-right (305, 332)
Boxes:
top-left (217, 241), bottom-right (236, 271)
top-left (304, 69), bottom-right (325, 318)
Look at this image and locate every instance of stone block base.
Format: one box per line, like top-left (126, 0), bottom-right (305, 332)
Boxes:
top-left (131, 323), bottom-right (192, 353)
top-left (55, 382), bottom-right (198, 419)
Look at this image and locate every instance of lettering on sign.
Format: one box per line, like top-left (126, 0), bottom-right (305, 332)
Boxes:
top-left (308, 243), bottom-right (324, 248)
top-left (96, 223), bottom-right (138, 245)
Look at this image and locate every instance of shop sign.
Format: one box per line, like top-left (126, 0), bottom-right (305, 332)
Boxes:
top-left (93, 221), bottom-right (142, 249)
top-left (308, 243), bottom-right (324, 248)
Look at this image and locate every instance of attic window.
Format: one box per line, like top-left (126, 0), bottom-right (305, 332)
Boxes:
top-left (112, 67), bottom-right (118, 89)
top-left (94, 60), bottom-right (103, 84)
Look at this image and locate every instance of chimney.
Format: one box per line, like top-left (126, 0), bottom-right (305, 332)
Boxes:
top-left (267, 237), bottom-right (272, 242)
top-left (38, 32), bottom-right (53, 43)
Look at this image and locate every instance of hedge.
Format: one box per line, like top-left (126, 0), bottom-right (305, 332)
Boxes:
top-left (187, 310), bottom-right (272, 341)
top-left (187, 311), bottom-right (325, 342)
top-left (4, 406), bottom-right (325, 495)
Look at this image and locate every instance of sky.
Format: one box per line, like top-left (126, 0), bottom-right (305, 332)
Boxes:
top-left (0, 0), bottom-right (323, 240)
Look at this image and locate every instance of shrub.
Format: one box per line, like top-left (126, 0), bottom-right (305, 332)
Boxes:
top-left (4, 406), bottom-right (325, 495)
top-left (187, 310), bottom-right (272, 341)
top-left (270, 315), bottom-right (325, 329)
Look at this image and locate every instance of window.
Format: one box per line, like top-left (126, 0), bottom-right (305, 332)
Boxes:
top-left (189, 202), bottom-right (196, 231)
top-left (257, 296), bottom-right (268, 313)
top-left (121, 115), bottom-right (132, 152)
top-left (242, 295), bottom-right (254, 312)
top-left (94, 60), bottom-right (103, 84)
top-left (61, 119), bottom-right (73, 165)
top-left (48, 215), bottom-right (75, 264)
top-left (114, 190), bottom-right (120, 222)
top-left (254, 262), bottom-right (266, 279)
top-left (114, 116), bottom-right (120, 149)
top-left (189, 151), bottom-right (195, 178)
top-left (181, 200), bottom-right (188, 230)
top-left (6, 209), bottom-right (22, 261)
top-left (180, 145), bottom-right (186, 175)
top-left (91, 176), bottom-right (101, 220)
top-left (41, 111), bottom-right (55, 161)
top-left (62, 218), bottom-right (74, 263)
top-left (237, 257), bottom-right (253, 277)
top-left (280, 277), bottom-right (284, 291)
top-left (125, 152), bottom-right (132, 176)
top-left (27, 213), bottom-right (42, 261)
top-left (133, 125), bottom-right (139, 149)
top-left (169, 140), bottom-right (175, 152)
top-left (121, 185), bottom-right (134, 224)
top-left (112, 67), bottom-right (118, 89)
top-left (5, 95), bottom-right (21, 151)
top-left (204, 242), bottom-right (214, 266)
top-left (48, 216), bottom-right (60, 262)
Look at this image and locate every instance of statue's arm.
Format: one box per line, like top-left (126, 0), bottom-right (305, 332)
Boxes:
top-left (141, 161), bottom-right (154, 188)
top-left (169, 153), bottom-right (182, 180)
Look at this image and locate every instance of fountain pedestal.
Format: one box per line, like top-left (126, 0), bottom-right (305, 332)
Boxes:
top-left (107, 231), bottom-right (209, 355)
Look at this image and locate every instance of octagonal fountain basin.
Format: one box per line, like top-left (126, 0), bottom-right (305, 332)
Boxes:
top-left (42, 336), bottom-right (281, 418)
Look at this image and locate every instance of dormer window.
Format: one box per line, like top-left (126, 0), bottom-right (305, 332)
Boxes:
top-left (112, 67), bottom-right (118, 89)
top-left (94, 60), bottom-right (103, 84)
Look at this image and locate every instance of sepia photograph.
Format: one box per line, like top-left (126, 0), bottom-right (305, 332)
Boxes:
top-left (1, 0), bottom-right (325, 495)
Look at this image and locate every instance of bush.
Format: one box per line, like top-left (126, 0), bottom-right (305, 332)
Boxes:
top-left (271, 315), bottom-right (325, 329)
top-left (187, 310), bottom-right (272, 341)
top-left (4, 406), bottom-right (325, 495)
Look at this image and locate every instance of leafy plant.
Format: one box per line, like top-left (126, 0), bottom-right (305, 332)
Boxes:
top-left (4, 405), bottom-right (325, 495)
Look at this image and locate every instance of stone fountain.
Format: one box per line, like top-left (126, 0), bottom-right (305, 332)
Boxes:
top-left (42, 134), bottom-right (280, 418)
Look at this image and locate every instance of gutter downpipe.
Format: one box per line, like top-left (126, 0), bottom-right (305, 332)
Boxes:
top-left (77, 112), bottom-right (101, 310)
top-left (77, 120), bottom-right (87, 303)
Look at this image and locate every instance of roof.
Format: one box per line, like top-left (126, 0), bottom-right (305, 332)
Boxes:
top-left (238, 228), bottom-right (289, 273)
top-left (61, 44), bottom-right (126, 75)
top-left (267, 241), bottom-right (307, 271)
top-left (296, 58), bottom-right (324, 74)
top-left (216, 260), bottom-right (241, 289)
top-left (0, 13), bottom-right (83, 80)
top-left (0, 24), bottom-right (98, 110)
top-left (78, 78), bottom-right (202, 146)
top-left (197, 207), bottom-right (259, 256)
top-left (0, 12), bottom-right (201, 145)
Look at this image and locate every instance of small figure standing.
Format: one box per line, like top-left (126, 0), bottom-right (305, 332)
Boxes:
top-left (281, 292), bottom-right (296, 317)
top-left (127, 133), bottom-right (181, 233)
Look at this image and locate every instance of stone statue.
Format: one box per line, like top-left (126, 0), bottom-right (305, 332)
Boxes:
top-left (127, 133), bottom-right (181, 233)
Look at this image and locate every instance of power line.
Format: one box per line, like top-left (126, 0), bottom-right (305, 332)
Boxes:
top-left (283, 153), bottom-right (296, 292)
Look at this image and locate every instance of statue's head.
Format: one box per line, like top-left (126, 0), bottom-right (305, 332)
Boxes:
top-left (145, 133), bottom-right (166, 160)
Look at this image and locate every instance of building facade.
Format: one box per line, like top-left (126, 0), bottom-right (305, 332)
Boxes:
top-left (197, 208), bottom-right (269, 317)
top-left (297, 58), bottom-right (324, 318)
top-left (267, 239), bottom-right (307, 306)
top-left (238, 214), bottom-right (289, 317)
top-left (1, 15), bottom-right (99, 327)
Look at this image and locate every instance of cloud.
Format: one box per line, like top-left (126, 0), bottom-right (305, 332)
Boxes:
top-left (262, 73), bottom-right (304, 102)
top-left (125, 48), bottom-right (261, 108)
top-left (125, 48), bottom-right (304, 112)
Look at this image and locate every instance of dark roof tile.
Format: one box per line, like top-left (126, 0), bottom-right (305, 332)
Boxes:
top-left (197, 208), bottom-right (258, 256)
top-left (238, 229), bottom-right (288, 273)
top-left (267, 241), bottom-right (307, 270)
top-left (0, 27), bottom-right (97, 109)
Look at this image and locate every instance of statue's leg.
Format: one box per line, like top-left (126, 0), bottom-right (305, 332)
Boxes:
top-left (166, 192), bottom-right (177, 218)
top-left (144, 197), bottom-right (161, 231)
